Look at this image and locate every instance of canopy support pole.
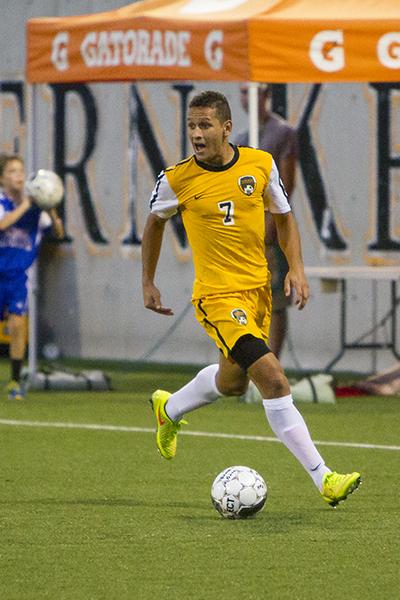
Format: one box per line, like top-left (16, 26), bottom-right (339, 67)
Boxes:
top-left (248, 81), bottom-right (259, 148)
top-left (27, 83), bottom-right (39, 382)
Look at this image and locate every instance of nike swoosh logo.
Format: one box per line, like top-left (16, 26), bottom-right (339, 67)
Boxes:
top-left (157, 405), bottom-right (166, 425)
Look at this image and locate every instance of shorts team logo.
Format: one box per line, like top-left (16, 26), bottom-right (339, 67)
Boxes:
top-left (231, 308), bottom-right (248, 325)
top-left (238, 175), bottom-right (256, 196)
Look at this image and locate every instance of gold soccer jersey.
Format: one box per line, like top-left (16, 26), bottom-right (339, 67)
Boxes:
top-left (149, 145), bottom-right (290, 299)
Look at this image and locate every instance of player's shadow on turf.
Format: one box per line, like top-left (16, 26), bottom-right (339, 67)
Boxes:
top-left (0, 498), bottom-right (206, 509)
top-left (181, 510), bottom-right (322, 530)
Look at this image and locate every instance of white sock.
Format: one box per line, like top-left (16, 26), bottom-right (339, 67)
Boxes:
top-left (263, 394), bottom-right (331, 490)
top-left (165, 364), bottom-right (222, 422)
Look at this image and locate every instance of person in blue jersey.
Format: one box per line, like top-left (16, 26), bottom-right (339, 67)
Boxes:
top-left (0, 154), bottom-right (64, 400)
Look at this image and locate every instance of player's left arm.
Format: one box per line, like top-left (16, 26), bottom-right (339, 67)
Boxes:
top-left (264, 158), bottom-right (308, 309)
top-left (47, 208), bottom-right (64, 239)
top-left (273, 211), bottom-right (309, 310)
top-left (265, 128), bottom-right (297, 245)
top-left (265, 156), bottom-right (296, 246)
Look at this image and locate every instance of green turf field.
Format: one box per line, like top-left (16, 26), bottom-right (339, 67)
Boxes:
top-left (0, 358), bottom-right (399, 599)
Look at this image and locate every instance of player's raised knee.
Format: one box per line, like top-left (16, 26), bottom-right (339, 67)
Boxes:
top-left (217, 380), bottom-right (248, 397)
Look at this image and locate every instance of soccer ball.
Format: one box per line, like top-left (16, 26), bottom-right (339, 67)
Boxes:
top-left (26, 169), bottom-right (64, 210)
top-left (211, 465), bottom-right (267, 519)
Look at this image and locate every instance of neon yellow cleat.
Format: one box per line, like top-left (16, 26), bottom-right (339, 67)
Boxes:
top-left (149, 390), bottom-right (187, 460)
top-left (321, 471), bottom-right (361, 507)
top-left (6, 380), bottom-right (25, 401)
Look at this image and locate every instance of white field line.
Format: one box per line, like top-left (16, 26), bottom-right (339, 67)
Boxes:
top-left (0, 418), bottom-right (399, 452)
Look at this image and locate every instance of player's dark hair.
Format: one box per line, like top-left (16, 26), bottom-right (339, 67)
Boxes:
top-left (189, 91), bottom-right (232, 123)
top-left (0, 153), bottom-right (23, 177)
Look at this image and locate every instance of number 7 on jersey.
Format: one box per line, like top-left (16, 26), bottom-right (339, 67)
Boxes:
top-left (218, 200), bottom-right (235, 225)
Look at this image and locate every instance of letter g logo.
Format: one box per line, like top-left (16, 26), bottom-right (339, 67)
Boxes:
top-left (205, 30), bottom-right (223, 70)
top-left (51, 32), bottom-right (70, 71)
top-left (377, 32), bottom-right (400, 68)
top-left (309, 30), bottom-right (345, 72)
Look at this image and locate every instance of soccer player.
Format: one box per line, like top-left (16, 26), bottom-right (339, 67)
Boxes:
top-left (0, 154), bottom-right (64, 400)
top-left (141, 91), bottom-right (361, 507)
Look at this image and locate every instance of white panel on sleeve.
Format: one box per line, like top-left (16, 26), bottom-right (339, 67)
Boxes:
top-left (149, 171), bottom-right (179, 219)
top-left (264, 159), bottom-right (291, 214)
top-left (0, 204), bottom-right (5, 220)
top-left (39, 211), bottom-right (52, 230)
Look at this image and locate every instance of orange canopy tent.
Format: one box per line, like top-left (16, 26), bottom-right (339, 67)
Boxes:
top-left (27, 0), bottom-right (400, 84)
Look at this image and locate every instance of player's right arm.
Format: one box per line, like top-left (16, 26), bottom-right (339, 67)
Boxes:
top-left (142, 171), bottom-right (179, 316)
top-left (0, 197), bottom-right (31, 230)
top-left (141, 213), bottom-right (174, 316)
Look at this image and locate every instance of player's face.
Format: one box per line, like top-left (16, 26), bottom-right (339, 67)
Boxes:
top-left (1, 159), bottom-right (25, 197)
top-left (187, 106), bottom-right (232, 165)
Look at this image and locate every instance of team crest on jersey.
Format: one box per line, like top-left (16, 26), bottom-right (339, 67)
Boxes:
top-left (238, 175), bottom-right (256, 196)
top-left (231, 308), bottom-right (248, 325)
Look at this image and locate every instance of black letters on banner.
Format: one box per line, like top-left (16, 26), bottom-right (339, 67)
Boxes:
top-left (297, 84), bottom-right (347, 251)
top-left (50, 83), bottom-right (108, 244)
top-left (126, 84), bottom-right (191, 249)
top-left (369, 83), bottom-right (400, 251)
top-left (3, 80), bottom-right (399, 256)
